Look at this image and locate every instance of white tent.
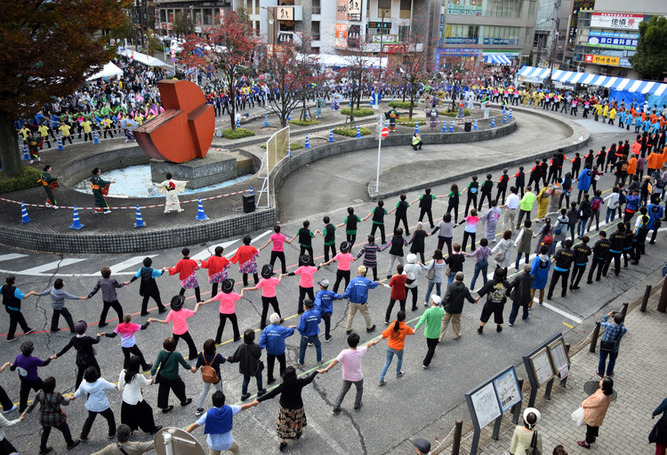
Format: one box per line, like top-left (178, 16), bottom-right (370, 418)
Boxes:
top-left (86, 62), bottom-right (123, 81)
top-left (117, 48), bottom-right (167, 67)
top-left (318, 53), bottom-right (388, 69)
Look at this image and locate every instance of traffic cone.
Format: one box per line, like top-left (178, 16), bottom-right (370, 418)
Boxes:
top-left (196, 198), bottom-right (209, 221)
top-left (236, 117), bottom-right (241, 128)
top-left (414, 123), bottom-right (420, 134)
top-left (69, 206), bottom-right (84, 230)
top-left (331, 99), bottom-right (335, 110)
top-left (20, 202), bottom-right (33, 224)
top-left (288, 111), bottom-right (292, 122)
top-left (287, 142), bottom-right (292, 158)
top-left (503, 105), bottom-right (506, 114)
top-left (449, 120), bottom-right (454, 132)
top-left (491, 117), bottom-right (496, 127)
top-left (93, 130), bottom-right (100, 144)
top-left (503, 113), bottom-right (507, 124)
top-left (304, 110), bottom-right (308, 120)
top-left (473, 120), bottom-right (478, 131)
top-left (134, 205), bottom-right (146, 228)
top-left (57, 136), bottom-right (64, 151)
top-left (22, 143), bottom-right (29, 160)
top-left (264, 114), bottom-right (269, 127)
top-left (509, 109), bottom-right (513, 119)
top-left (304, 135), bottom-right (311, 149)
top-left (442, 120), bottom-right (447, 132)
top-left (329, 129), bottom-right (334, 142)
top-left (250, 187), bottom-right (253, 195)
top-left (356, 126), bottom-right (361, 138)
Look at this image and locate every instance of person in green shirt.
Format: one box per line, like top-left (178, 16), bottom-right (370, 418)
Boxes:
top-left (91, 167), bottom-right (115, 214)
top-left (39, 165), bottom-right (59, 207)
top-left (362, 200), bottom-right (388, 244)
top-left (289, 220), bottom-right (315, 258)
top-left (414, 295), bottom-right (445, 369)
top-left (150, 337), bottom-right (196, 413)
top-left (516, 186), bottom-right (537, 229)
top-left (337, 207), bottom-right (363, 246)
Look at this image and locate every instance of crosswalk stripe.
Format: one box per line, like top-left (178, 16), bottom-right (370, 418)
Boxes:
top-left (0, 253), bottom-right (28, 262)
top-left (18, 258), bottom-right (87, 275)
top-left (535, 298), bottom-right (584, 323)
top-left (224, 230), bottom-right (272, 259)
top-left (108, 255), bottom-right (159, 273)
top-left (191, 240), bottom-right (238, 261)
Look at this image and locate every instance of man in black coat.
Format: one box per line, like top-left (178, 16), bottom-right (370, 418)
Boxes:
top-left (438, 272), bottom-right (476, 341)
top-left (507, 264), bottom-right (535, 326)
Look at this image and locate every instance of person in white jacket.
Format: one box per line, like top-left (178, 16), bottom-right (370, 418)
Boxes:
top-left (73, 366), bottom-right (117, 443)
top-left (491, 230), bottom-right (514, 270)
top-left (118, 356), bottom-right (161, 435)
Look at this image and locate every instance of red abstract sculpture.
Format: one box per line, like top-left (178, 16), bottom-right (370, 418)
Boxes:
top-left (134, 79), bottom-right (215, 163)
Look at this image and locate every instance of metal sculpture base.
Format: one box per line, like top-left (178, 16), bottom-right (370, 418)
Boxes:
top-left (150, 149), bottom-right (237, 189)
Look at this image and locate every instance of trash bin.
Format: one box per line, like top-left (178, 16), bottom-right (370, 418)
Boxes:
top-left (464, 122), bottom-right (472, 132)
top-left (242, 194), bottom-right (255, 213)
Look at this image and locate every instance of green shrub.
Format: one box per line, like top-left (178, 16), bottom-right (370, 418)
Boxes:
top-left (288, 119), bottom-right (321, 126)
top-left (441, 109), bottom-right (471, 117)
top-left (340, 107), bottom-right (375, 117)
top-left (333, 127), bottom-right (373, 137)
top-left (260, 142), bottom-right (304, 151)
top-left (397, 119), bottom-right (426, 127)
top-left (221, 128), bottom-right (256, 139)
top-left (0, 166), bottom-right (42, 193)
top-left (388, 101), bottom-right (416, 108)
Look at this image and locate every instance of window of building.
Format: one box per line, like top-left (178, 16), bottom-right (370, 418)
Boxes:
top-left (398, 25), bottom-right (410, 41)
top-left (528, 0), bottom-right (537, 18)
top-left (312, 21), bottom-right (320, 41)
top-left (486, 0), bottom-right (523, 18)
top-left (483, 26), bottom-right (521, 45)
top-left (160, 9), bottom-right (166, 23)
top-left (194, 9), bottom-right (201, 25)
top-left (203, 9), bottom-right (212, 25)
top-left (446, 24), bottom-right (479, 39)
top-left (378, 0), bottom-right (391, 18)
top-left (312, 0), bottom-right (321, 15)
top-left (400, 0), bottom-right (412, 19)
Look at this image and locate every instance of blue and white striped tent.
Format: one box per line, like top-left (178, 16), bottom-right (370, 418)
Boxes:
top-left (517, 66), bottom-right (667, 96)
top-left (485, 54), bottom-right (512, 65)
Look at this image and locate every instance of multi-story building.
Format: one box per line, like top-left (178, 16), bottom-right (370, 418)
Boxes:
top-left (532, 0), bottom-right (571, 67)
top-left (430, 0), bottom-right (539, 70)
top-left (570, 0), bottom-right (667, 77)
top-left (153, 0), bottom-right (233, 38)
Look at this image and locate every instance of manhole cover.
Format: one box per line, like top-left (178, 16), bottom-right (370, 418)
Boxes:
top-left (583, 380), bottom-right (617, 401)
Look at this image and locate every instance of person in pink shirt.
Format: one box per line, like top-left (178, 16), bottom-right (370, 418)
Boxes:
top-left (317, 332), bottom-right (380, 413)
top-left (148, 295), bottom-right (201, 360)
top-left (201, 279), bottom-right (244, 343)
top-left (259, 225), bottom-right (291, 275)
top-left (244, 265), bottom-right (283, 329)
top-left (164, 248), bottom-right (202, 303)
top-left (285, 255), bottom-right (320, 314)
top-left (98, 314), bottom-right (151, 371)
top-left (320, 241), bottom-right (354, 293)
top-left (199, 246), bottom-right (230, 297)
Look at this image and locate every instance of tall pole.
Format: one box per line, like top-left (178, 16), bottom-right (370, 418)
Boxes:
top-left (376, 132), bottom-right (382, 193)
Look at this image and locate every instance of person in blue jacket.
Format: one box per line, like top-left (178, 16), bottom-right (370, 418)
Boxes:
top-left (259, 314), bottom-right (295, 385)
top-left (297, 299), bottom-right (322, 365)
top-left (576, 167), bottom-right (594, 203)
top-left (647, 195), bottom-right (664, 244)
top-left (623, 189), bottom-right (641, 223)
top-left (530, 245), bottom-right (551, 306)
top-left (343, 266), bottom-right (381, 335)
top-left (314, 279), bottom-right (342, 342)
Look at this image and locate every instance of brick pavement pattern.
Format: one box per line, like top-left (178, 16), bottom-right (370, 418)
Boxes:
top-left (462, 296), bottom-right (666, 455)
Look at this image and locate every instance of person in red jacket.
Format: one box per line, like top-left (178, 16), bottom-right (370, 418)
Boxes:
top-left (385, 265), bottom-right (407, 324)
top-left (200, 246), bottom-right (230, 297)
top-left (165, 248), bottom-right (201, 303)
top-left (230, 235), bottom-right (260, 286)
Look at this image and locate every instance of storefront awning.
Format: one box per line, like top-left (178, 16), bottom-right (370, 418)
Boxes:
top-left (484, 54), bottom-right (512, 65)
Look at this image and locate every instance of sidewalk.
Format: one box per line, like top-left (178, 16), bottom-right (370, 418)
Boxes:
top-left (460, 279), bottom-right (667, 455)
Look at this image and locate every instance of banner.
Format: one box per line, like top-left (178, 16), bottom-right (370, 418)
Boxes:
top-left (336, 0), bottom-right (347, 21)
top-left (444, 37), bottom-right (478, 44)
top-left (335, 23), bottom-right (348, 49)
top-left (587, 31), bottom-right (638, 50)
top-left (584, 54), bottom-right (620, 66)
top-left (590, 13), bottom-right (643, 30)
top-left (348, 0), bottom-right (361, 21)
top-left (372, 34), bottom-right (398, 43)
top-left (348, 24), bottom-right (361, 48)
top-left (447, 4), bottom-right (482, 15)
top-left (483, 38), bottom-right (519, 46)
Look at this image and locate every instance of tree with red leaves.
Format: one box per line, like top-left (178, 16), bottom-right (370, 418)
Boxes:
top-left (0, 0), bottom-right (130, 178)
top-left (257, 37), bottom-right (324, 127)
top-left (180, 11), bottom-right (258, 130)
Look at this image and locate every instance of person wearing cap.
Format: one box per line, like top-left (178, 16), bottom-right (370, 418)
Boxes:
top-left (286, 255), bottom-right (320, 314)
top-left (200, 279), bottom-right (244, 344)
top-left (314, 279), bottom-right (342, 342)
top-left (297, 299), bottom-right (322, 365)
top-left (509, 407), bottom-right (543, 454)
top-left (259, 314), bottom-right (296, 385)
top-left (149, 295), bottom-right (202, 360)
top-left (356, 235), bottom-right (382, 281)
top-left (50, 320), bottom-right (100, 390)
top-left (343, 266), bottom-right (379, 335)
top-left (90, 423), bottom-right (154, 455)
top-left (413, 438), bottom-right (431, 454)
top-left (10, 341), bottom-right (53, 412)
top-left (415, 295), bottom-right (445, 368)
top-left (439, 272), bottom-right (476, 342)
top-left (244, 265), bottom-right (283, 329)
top-left (320, 241), bottom-right (354, 294)
top-left (317, 332), bottom-right (380, 413)
top-left (404, 254), bottom-right (422, 312)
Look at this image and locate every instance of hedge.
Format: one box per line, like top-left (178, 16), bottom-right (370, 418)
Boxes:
top-left (340, 107), bottom-right (375, 117)
top-left (397, 119), bottom-right (426, 127)
top-left (220, 128), bottom-right (256, 139)
top-left (288, 119), bottom-right (321, 126)
top-left (0, 166), bottom-right (42, 193)
top-left (441, 109), bottom-right (471, 117)
top-left (388, 101), bottom-right (416, 108)
top-left (333, 127), bottom-right (373, 137)
top-left (260, 142), bottom-right (304, 151)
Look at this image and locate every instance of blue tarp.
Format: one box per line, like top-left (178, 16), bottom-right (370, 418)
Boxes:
top-left (610, 90), bottom-right (645, 107)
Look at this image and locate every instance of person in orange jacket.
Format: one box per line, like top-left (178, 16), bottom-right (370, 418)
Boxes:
top-left (627, 154), bottom-right (638, 177)
top-left (648, 149), bottom-right (663, 175)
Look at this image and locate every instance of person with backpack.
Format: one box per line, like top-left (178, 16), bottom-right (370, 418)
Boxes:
top-left (126, 257), bottom-right (166, 316)
top-left (117, 356), bottom-right (161, 435)
top-left (194, 339), bottom-right (227, 416)
top-left (578, 194), bottom-right (593, 237)
top-left (588, 190), bottom-right (604, 232)
top-left (509, 408), bottom-right (543, 455)
top-left (475, 267), bottom-right (511, 334)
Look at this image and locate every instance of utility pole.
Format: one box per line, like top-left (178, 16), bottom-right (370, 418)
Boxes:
top-left (545, 0), bottom-right (561, 88)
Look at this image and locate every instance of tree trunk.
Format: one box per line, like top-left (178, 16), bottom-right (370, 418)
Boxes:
top-left (227, 73), bottom-right (237, 130)
top-left (0, 111), bottom-right (23, 178)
